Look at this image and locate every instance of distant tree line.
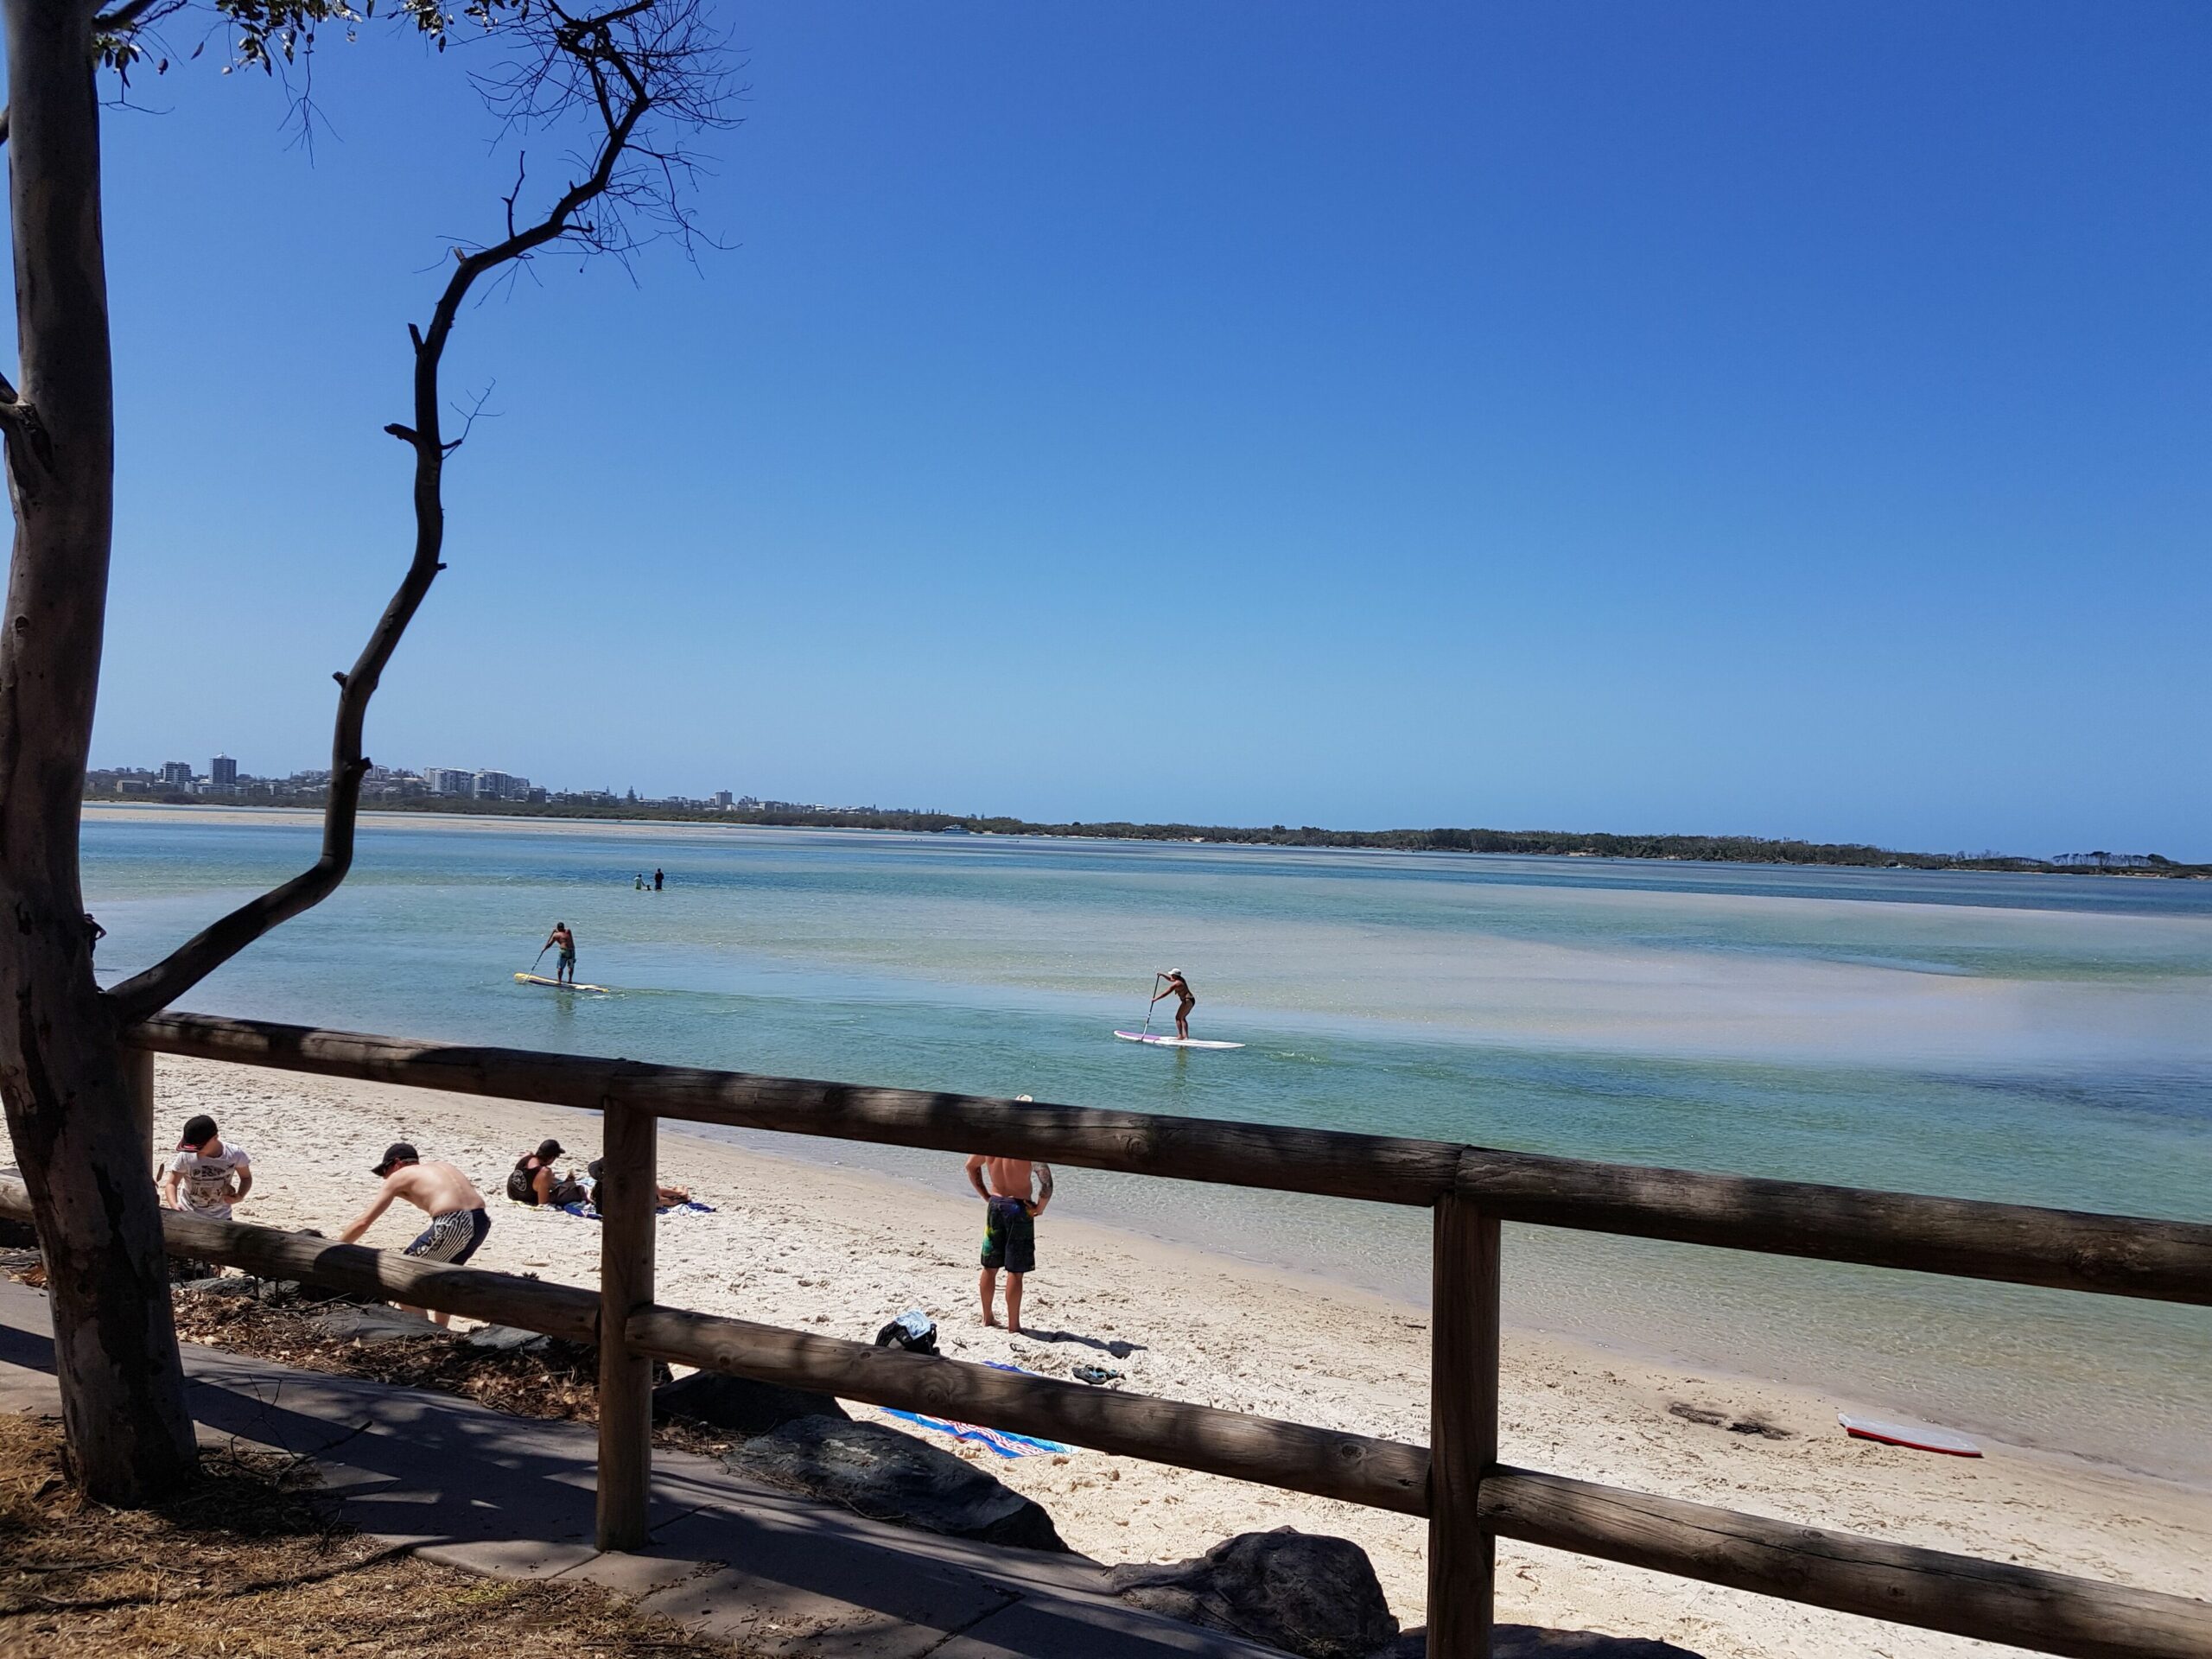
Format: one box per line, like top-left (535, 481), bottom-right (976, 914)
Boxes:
top-left (92, 787), bottom-right (2208, 877)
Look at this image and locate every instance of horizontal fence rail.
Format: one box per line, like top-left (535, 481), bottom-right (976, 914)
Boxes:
top-left (627, 1304), bottom-right (1430, 1512)
top-left (4, 1179), bottom-right (2207, 1659)
top-left (1478, 1468), bottom-right (2212, 1659)
top-left (129, 1012), bottom-right (2212, 1305)
top-left (64, 1189), bottom-right (599, 1342)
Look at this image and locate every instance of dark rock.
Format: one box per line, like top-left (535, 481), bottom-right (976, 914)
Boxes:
top-left (464, 1323), bottom-right (592, 1363)
top-left (0, 1216), bottom-right (38, 1250)
top-left (463, 1324), bottom-right (668, 1383)
top-left (175, 1274), bottom-right (367, 1307)
top-left (287, 1276), bottom-right (371, 1306)
top-left (1107, 1528), bottom-right (1395, 1659)
top-left (728, 1416), bottom-right (1065, 1553)
top-left (306, 1304), bottom-right (447, 1344)
top-left (654, 1368), bottom-right (848, 1438)
top-left (1386, 1627), bottom-right (1707, 1657)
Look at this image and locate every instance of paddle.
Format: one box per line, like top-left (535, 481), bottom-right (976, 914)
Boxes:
top-left (1138, 971), bottom-right (1164, 1039)
top-left (525, 942), bottom-right (550, 981)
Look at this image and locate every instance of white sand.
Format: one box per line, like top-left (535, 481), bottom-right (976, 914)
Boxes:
top-left (39, 1056), bottom-right (2211, 1656)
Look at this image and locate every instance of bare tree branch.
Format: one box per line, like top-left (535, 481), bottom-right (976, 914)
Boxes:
top-left (442, 381), bottom-right (499, 454)
top-left (104, 0), bottom-right (730, 1022)
top-left (0, 371), bottom-right (56, 493)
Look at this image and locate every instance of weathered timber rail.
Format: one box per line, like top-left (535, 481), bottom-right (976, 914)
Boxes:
top-left (126, 1013), bottom-right (2212, 1302)
top-left (17, 1009), bottom-right (2208, 1659)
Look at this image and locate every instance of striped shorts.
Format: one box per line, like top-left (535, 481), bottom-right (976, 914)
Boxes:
top-left (404, 1207), bottom-right (491, 1265)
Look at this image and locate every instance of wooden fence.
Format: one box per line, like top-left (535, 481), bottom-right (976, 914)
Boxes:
top-left (21, 1009), bottom-right (2211, 1659)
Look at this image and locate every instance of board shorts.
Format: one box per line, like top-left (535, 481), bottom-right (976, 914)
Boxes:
top-left (559, 948), bottom-right (576, 965)
top-left (405, 1207), bottom-right (491, 1265)
top-left (981, 1196), bottom-right (1035, 1275)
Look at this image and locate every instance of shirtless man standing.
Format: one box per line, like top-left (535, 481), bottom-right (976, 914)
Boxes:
top-left (964, 1110), bottom-right (1053, 1333)
top-left (545, 921), bottom-right (577, 985)
top-left (340, 1143), bottom-right (491, 1327)
top-left (1151, 969), bottom-right (1197, 1040)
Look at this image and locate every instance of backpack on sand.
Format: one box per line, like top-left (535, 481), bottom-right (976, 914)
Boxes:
top-left (874, 1310), bottom-right (938, 1355)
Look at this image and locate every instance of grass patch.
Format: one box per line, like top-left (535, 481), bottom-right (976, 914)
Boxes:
top-left (0, 1414), bottom-right (740, 1657)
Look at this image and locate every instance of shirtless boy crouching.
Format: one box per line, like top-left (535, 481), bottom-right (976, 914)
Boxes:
top-left (964, 1128), bottom-right (1053, 1334)
top-left (340, 1142), bottom-right (491, 1328)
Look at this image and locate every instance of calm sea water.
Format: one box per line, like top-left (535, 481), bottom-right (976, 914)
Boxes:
top-left (82, 807), bottom-right (2212, 1479)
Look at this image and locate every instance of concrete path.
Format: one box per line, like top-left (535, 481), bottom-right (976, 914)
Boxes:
top-left (0, 1279), bottom-right (1282, 1658)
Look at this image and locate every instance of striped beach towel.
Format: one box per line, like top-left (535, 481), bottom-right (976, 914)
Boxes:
top-left (880, 1409), bottom-right (1072, 1459)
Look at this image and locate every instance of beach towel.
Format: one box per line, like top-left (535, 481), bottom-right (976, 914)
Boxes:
top-left (880, 1409), bottom-right (1072, 1459)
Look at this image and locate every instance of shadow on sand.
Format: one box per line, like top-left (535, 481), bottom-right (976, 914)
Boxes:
top-left (1018, 1327), bottom-right (1147, 1358)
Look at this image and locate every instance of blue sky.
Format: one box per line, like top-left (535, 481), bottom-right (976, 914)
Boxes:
top-left (45, 3), bottom-right (2212, 855)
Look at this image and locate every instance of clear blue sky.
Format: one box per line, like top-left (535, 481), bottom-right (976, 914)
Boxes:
top-left (42, 3), bottom-right (2212, 855)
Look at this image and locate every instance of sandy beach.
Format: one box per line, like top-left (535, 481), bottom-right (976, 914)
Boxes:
top-left (8, 1054), bottom-right (2187, 1657)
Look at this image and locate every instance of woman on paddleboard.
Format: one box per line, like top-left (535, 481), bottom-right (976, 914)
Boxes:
top-left (1152, 969), bottom-right (1196, 1039)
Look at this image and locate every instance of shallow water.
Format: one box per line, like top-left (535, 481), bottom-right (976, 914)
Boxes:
top-left (82, 807), bottom-right (2212, 1479)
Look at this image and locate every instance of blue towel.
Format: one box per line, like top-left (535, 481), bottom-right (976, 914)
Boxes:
top-left (881, 1408), bottom-right (1072, 1458)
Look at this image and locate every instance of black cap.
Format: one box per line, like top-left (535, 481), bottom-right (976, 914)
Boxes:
top-left (535, 1138), bottom-right (564, 1161)
top-left (372, 1141), bottom-right (419, 1177)
top-left (177, 1114), bottom-right (218, 1150)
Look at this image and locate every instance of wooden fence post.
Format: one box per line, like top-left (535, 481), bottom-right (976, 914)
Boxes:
top-left (1428, 1192), bottom-right (1500, 1658)
top-left (595, 1102), bottom-right (657, 1551)
top-left (123, 1046), bottom-right (156, 1172)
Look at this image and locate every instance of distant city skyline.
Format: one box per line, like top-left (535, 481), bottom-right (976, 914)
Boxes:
top-left (89, 753), bottom-right (774, 812)
top-left (85, 745), bottom-right (2192, 863)
top-left (67, 5), bottom-right (2209, 860)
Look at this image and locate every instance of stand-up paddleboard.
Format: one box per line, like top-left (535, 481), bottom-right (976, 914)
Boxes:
top-left (1838, 1414), bottom-right (1981, 1457)
top-left (1114, 1030), bottom-right (1243, 1050)
top-left (515, 972), bottom-right (611, 995)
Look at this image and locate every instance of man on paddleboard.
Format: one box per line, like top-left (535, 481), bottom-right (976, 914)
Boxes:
top-left (545, 922), bottom-right (576, 986)
top-left (1152, 969), bottom-right (1197, 1040)
top-left (964, 1102), bottom-right (1054, 1334)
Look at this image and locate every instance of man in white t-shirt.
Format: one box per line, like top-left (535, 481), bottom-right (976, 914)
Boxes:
top-left (160, 1114), bottom-right (252, 1220)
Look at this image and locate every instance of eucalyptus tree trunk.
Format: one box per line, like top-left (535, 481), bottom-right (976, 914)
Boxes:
top-left (0, 0), bottom-right (197, 1503)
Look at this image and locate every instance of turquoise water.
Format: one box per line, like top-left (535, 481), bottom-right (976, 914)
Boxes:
top-left (83, 807), bottom-right (2212, 1479)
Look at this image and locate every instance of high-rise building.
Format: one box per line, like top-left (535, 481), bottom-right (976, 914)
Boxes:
top-left (428, 767), bottom-right (474, 797)
top-left (472, 771), bottom-right (514, 800)
top-left (209, 754), bottom-right (238, 791)
top-left (161, 760), bottom-right (193, 788)
top-left (713, 791), bottom-right (734, 809)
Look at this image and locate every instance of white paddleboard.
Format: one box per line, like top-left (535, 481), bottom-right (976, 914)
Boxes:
top-left (515, 972), bottom-right (611, 995)
top-left (1114, 1030), bottom-right (1244, 1050)
top-left (1838, 1414), bottom-right (1981, 1457)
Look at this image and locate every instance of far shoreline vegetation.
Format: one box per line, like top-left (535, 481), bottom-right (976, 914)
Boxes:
top-left (82, 786), bottom-right (2208, 879)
